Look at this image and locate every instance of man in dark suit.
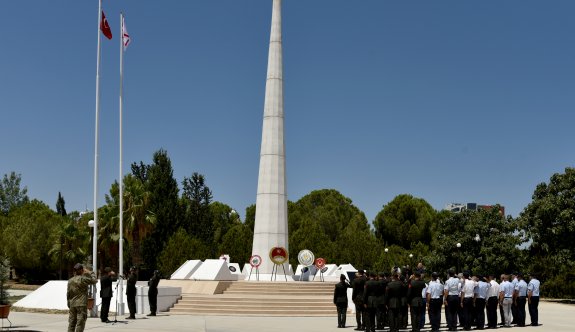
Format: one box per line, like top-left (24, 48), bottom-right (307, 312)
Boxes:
top-left (99, 267), bottom-right (116, 323)
top-left (386, 273), bottom-right (404, 332)
top-left (352, 270), bottom-right (367, 330)
top-left (147, 270), bottom-right (161, 316)
top-left (407, 271), bottom-right (426, 332)
top-left (376, 272), bottom-right (388, 330)
top-left (334, 274), bottom-right (351, 328)
top-left (363, 272), bottom-right (381, 332)
top-left (125, 266), bottom-right (138, 319)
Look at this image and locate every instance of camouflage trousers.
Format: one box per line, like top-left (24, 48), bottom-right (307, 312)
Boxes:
top-left (68, 306), bottom-right (87, 332)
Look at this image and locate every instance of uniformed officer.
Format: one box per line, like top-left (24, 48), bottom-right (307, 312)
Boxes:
top-left (443, 269), bottom-right (460, 331)
top-left (407, 271), bottom-right (426, 332)
top-left (352, 269), bottom-right (367, 330)
top-left (147, 270), bottom-right (161, 316)
top-left (376, 272), bottom-right (388, 330)
top-left (499, 274), bottom-right (514, 327)
top-left (334, 274), bottom-right (351, 328)
top-left (126, 266), bottom-right (138, 319)
top-left (426, 272), bottom-right (443, 332)
top-left (99, 267), bottom-right (116, 323)
top-left (400, 274), bottom-right (409, 329)
top-left (386, 272), bottom-right (404, 332)
top-left (527, 273), bottom-right (540, 326)
top-left (460, 271), bottom-right (477, 331)
top-left (474, 274), bottom-right (490, 330)
top-left (363, 272), bottom-right (380, 332)
top-left (486, 274), bottom-right (500, 329)
top-left (67, 263), bottom-right (97, 332)
top-left (510, 272), bottom-right (519, 324)
top-left (514, 273), bottom-right (528, 327)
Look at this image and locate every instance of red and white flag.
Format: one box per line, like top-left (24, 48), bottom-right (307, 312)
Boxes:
top-left (100, 11), bottom-right (112, 39)
top-left (122, 16), bottom-right (130, 50)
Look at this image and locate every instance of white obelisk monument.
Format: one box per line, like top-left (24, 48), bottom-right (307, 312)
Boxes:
top-left (251, 0), bottom-right (291, 276)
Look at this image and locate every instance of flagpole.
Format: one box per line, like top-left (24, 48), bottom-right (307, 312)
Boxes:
top-left (91, 0), bottom-right (102, 318)
top-left (118, 11), bottom-right (125, 316)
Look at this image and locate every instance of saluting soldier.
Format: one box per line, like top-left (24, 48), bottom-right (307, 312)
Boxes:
top-left (334, 274), bottom-right (351, 328)
top-left (352, 269), bottom-right (367, 330)
top-left (67, 263), bottom-right (97, 332)
top-left (407, 271), bottom-right (426, 332)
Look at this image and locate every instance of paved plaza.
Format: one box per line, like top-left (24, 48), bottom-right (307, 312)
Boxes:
top-left (2, 301), bottom-right (573, 332)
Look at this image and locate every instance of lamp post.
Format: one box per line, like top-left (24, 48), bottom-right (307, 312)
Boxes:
top-left (456, 243), bottom-right (461, 273)
top-left (474, 234), bottom-right (481, 272)
top-left (384, 248), bottom-right (389, 271)
top-left (88, 220), bottom-right (98, 318)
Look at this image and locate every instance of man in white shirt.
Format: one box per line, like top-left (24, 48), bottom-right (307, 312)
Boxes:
top-left (486, 274), bottom-right (500, 329)
top-left (460, 272), bottom-right (477, 331)
top-left (527, 274), bottom-right (540, 326)
top-left (499, 274), bottom-right (514, 327)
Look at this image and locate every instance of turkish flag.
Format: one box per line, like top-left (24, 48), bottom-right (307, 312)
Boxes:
top-left (100, 11), bottom-right (112, 39)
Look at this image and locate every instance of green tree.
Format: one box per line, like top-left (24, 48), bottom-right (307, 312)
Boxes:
top-left (431, 207), bottom-right (521, 276)
top-left (219, 223), bottom-right (253, 265)
top-left (48, 216), bottom-right (90, 279)
top-left (373, 194), bottom-right (437, 249)
top-left (181, 172), bottom-right (213, 244)
top-left (0, 172), bottom-right (29, 215)
top-left (141, 149), bottom-right (181, 270)
top-left (3, 200), bottom-right (61, 280)
top-left (157, 228), bottom-right (210, 276)
top-left (210, 202), bottom-right (241, 250)
top-left (519, 167), bottom-right (575, 297)
top-left (244, 204), bottom-right (256, 231)
top-left (56, 192), bottom-right (67, 216)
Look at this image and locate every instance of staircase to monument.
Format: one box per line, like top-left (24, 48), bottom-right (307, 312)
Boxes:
top-left (169, 281), bottom-right (346, 316)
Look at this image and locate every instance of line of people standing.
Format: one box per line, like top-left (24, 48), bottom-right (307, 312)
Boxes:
top-left (335, 267), bottom-right (540, 332)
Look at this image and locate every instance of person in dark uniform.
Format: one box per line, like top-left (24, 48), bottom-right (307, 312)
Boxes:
top-left (125, 266), bottom-right (138, 319)
top-left (386, 272), bottom-right (403, 332)
top-left (376, 272), bottom-right (388, 330)
top-left (408, 271), bottom-right (426, 332)
top-left (352, 270), bottom-right (367, 330)
top-left (363, 272), bottom-right (380, 332)
top-left (100, 267), bottom-right (116, 323)
top-left (400, 274), bottom-right (409, 329)
top-left (334, 274), bottom-right (351, 328)
top-left (67, 263), bottom-right (97, 332)
top-left (426, 272), bottom-right (443, 332)
top-left (147, 270), bottom-right (161, 316)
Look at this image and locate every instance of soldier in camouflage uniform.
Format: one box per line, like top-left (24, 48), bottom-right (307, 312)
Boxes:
top-left (67, 263), bottom-right (97, 332)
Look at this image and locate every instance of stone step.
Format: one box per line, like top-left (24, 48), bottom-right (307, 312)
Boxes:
top-left (169, 307), bottom-right (339, 316)
top-left (174, 303), bottom-right (334, 309)
top-left (178, 297), bottom-right (330, 304)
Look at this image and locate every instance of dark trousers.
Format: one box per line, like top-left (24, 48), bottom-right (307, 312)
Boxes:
top-left (100, 297), bottom-right (111, 322)
top-left (401, 303), bottom-right (408, 328)
top-left (499, 300), bottom-right (505, 325)
top-left (462, 297), bottom-right (474, 330)
top-left (511, 299), bottom-right (518, 323)
top-left (420, 298), bottom-right (426, 327)
top-left (486, 296), bottom-right (498, 328)
top-left (127, 295), bottom-right (136, 318)
top-left (446, 295), bottom-right (459, 330)
top-left (410, 305), bottom-right (423, 332)
top-left (388, 307), bottom-right (401, 332)
top-left (516, 296), bottom-right (527, 326)
top-left (355, 303), bottom-right (364, 328)
top-left (148, 289), bottom-right (158, 314)
top-left (376, 304), bottom-right (386, 329)
top-left (337, 305), bottom-right (347, 327)
top-left (475, 298), bottom-right (486, 329)
top-left (365, 307), bottom-right (376, 332)
top-left (528, 296), bottom-right (539, 326)
top-left (428, 298), bottom-right (442, 331)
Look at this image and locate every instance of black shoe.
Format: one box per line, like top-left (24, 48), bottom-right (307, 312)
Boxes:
top-left (146, 313), bottom-right (156, 316)
top-left (125, 316), bottom-right (136, 320)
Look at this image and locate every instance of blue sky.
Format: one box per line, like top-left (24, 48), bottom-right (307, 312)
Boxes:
top-left (1, 0), bottom-right (574, 222)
